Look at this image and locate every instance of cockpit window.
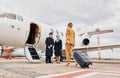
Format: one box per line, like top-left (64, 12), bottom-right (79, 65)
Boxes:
top-left (17, 15), bottom-right (23, 21)
top-left (0, 13), bottom-right (8, 18)
top-left (6, 13), bottom-right (16, 19)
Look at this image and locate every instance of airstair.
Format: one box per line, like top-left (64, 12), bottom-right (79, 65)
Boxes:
top-left (24, 44), bottom-right (40, 62)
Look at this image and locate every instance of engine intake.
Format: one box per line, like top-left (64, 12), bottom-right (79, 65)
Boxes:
top-left (82, 38), bottom-right (90, 46)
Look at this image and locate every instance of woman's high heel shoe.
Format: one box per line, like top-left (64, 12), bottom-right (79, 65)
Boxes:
top-left (66, 63), bottom-right (70, 66)
top-left (75, 63), bottom-right (78, 66)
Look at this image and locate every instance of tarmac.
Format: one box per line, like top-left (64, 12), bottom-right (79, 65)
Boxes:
top-left (0, 58), bottom-right (119, 78)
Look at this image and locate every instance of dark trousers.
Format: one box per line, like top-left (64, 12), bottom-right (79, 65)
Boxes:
top-left (45, 56), bottom-right (52, 63)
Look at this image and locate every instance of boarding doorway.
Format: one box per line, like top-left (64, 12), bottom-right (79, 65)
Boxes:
top-left (26, 23), bottom-right (40, 45)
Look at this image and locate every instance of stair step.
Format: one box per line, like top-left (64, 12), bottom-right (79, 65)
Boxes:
top-left (32, 56), bottom-right (40, 59)
top-left (30, 51), bottom-right (36, 52)
top-left (29, 52), bottom-right (38, 55)
top-left (28, 47), bottom-right (40, 60)
top-left (31, 55), bottom-right (39, 56)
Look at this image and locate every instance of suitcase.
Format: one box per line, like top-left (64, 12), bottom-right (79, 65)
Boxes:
top-left (73, 51), bottom-right (92, 68)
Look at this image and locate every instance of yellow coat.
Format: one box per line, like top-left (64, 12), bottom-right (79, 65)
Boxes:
top-left (66, 27), bottom-right (75, 47)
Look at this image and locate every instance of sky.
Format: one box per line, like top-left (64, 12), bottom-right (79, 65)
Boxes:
top-left (0, 0), bottom-right (120, 59)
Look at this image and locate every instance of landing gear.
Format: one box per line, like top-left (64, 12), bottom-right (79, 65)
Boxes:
top-left (0, 44), bottom-right (3, 55)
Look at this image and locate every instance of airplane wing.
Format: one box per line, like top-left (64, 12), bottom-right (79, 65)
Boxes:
top-left (73, 44), bottom-right (120, 52)
top-left (79, 29), bottom-right (113, 36)
top-left (88, 29), bottom-right (113, 36)
top-left (79, 33), bottom-right (85, 36)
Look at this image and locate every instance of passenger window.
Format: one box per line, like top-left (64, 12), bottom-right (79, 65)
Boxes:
top-left (50, 28), bottom-right (54, 33)
top-left (61, 32), bottom-right (64, 36)
top-left (6, 13), bottom-right (16, 19)
top-left (56, 30), bottom-right (59, 34)
top-left (0, 13), bottom-right (7, 18)
top-left (17, 15), bottom-right (23, 21)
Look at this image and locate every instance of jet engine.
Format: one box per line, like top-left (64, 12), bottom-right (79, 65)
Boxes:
top-left (81, 33), bottom-right (91, 46)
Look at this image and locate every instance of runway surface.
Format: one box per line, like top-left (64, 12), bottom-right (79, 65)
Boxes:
top-left (0, 58), bottom-right (119, 78)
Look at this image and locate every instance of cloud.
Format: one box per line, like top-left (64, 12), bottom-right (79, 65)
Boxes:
top-left (0, 0), bottom-right (117, 25)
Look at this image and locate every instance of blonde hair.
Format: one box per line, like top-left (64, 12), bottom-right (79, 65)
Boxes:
top-left (56, 34), bottom-right (60, 38)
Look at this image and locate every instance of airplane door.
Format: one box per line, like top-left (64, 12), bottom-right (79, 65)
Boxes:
top-left (34, 26), bottom-right (41, 48)
top-left (26, 23), bottom-right (41, 47)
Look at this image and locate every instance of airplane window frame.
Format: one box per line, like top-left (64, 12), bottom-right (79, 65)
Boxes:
top-left (61, 32), bottom-right (64, 36)
top-left (56, 30), bottom-right (59, 34)
top-left (6, 13), bottom-right (16, 20)
top-left (50, 28), bottom-right (54, 33)
top-left (17, 15), bottom-right (23, 21)
top-left (0, 13), bottom-right (8, 18)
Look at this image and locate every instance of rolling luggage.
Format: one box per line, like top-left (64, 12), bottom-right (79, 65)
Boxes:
top-left (73, 51), bottom-right (92, 68)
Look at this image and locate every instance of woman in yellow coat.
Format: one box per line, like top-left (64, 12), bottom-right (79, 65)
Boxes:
top-left (65, 23), bottom-right (75, 66)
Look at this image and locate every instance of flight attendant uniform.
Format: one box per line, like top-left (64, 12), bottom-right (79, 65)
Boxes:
top-left (65, 27), bottom-right (75, 64)
top-left (54, 39), bottom-right (62, 63)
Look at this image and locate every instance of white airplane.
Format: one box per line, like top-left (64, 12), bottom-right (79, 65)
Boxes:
top-left (0, 12), bottom-right (120, 62)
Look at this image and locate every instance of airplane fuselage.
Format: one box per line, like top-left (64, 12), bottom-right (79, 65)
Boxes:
top-left (0, 13), bottom-right (82, 52)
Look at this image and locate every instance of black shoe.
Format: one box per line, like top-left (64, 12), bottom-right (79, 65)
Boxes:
top-left (46, 62), bottom-right (49, 64)
top-left (49, 62), bottom-right (53, 64)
